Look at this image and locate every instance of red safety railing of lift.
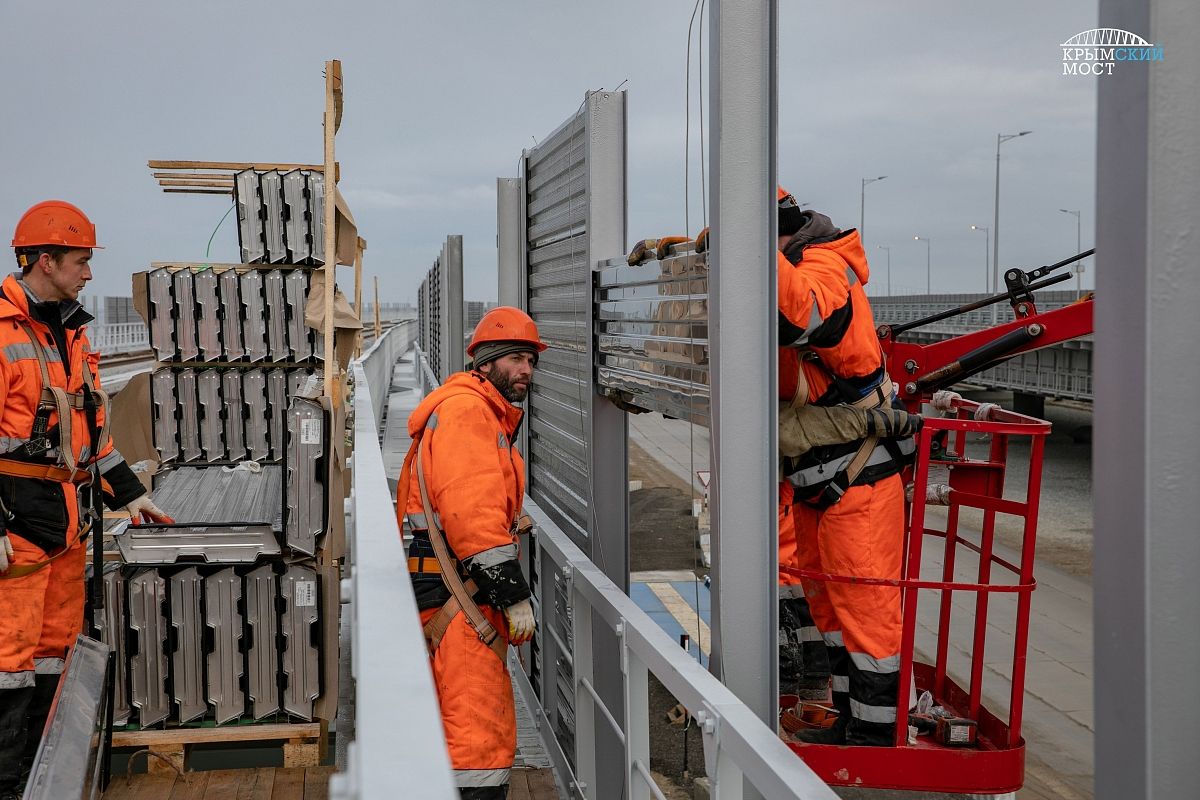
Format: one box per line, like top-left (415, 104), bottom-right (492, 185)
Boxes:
top-left (782, 398), bottom-right (1048, 795)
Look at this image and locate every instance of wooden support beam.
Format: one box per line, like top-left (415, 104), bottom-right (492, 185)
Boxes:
top-left (353, 237), bottom-right (365, 358)
top-left (158, 178), bottom-right (235, 187)
top-left (162, 188), bottom-right (233, 195)
top-left (322, 60), bottom-right (340, 400)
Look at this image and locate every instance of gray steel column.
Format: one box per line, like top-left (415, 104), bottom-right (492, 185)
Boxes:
top-left (1095, 1), bottom-right (1200, 798)
top-left (443, 235), bottom-right (465, 375)
top-left (707, 0), bottom-right (778, 758)
top-left (584, 89), bottom-right (629, 800)
top-left (497, 178), bottom-right (525, 308)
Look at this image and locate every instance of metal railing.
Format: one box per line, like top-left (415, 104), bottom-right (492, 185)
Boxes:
top-left (87, 321), bottom-right (150, 355)
top-left (330, 326), bottom-right (457, 799)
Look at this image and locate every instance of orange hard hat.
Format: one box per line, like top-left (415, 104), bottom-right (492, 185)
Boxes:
top-left (778, 186), bottom-right (791, 202)
top-left (467, 306), bottom-right (547, 357)
top-left (11, 200), bottom-right (102, 250)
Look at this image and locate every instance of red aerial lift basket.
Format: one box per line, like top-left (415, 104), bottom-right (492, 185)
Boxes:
top-left (783, 398), bottom-right (1049, 795)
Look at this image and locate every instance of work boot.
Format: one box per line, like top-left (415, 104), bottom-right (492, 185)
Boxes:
top-left (777, 598), bottom-right (804, 696)
top-left (793, 715), bottom-right (848, 745)
top-left (459, 786), bottom-right (508, 799)
top-left (0, 687), bottom-right (35, 798)
top-left (20, 674), bottom-right (59, 778)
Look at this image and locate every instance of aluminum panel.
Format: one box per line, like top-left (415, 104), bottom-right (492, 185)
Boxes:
top-left (245, 564), bottom-right (281, 719)
top-left (264, 270), bottom-right (288, 362)
top-left (280, 565), bottom-right (320, 720)
top-left (284, 270), bottom-right (313, 361)
top-left (267, 368), bottom-right (288, 461)
top-left (193, 268), bottom-right (222, 362)
top-left (148, 268), bottom-right (175, 361)
top-left (218, 269), bottom-right (245, 361)
top-left (176, 369), bottom-right (202, 462)
top-left (288, 368), bottom-right (313, 398)
top-left (115, 524), bottom-right (281, 565)
top-left (151, 368), bottom-right (179, 463)
top-left (261, 170), bottom-right (288, 263)
top-left (197, 369), bottom-right (224, 462)
top-left (205, 567), bottom-right (245, 724)
top-left (309, 172), bottom-right (326, 266)
top-left (173, 270), bottom-right (199, 362)
top-left (128, 569), bottom-right (169, 727)
top-left (283, 170), bottom-right (312, 264)
top-left (242, 369), bottom-right (270, 461)
top-left (169, 567), bottom-right (206, 722)
top-left (284, 397), bottom-right (326, 555)
top-left (235, 169), bottom-right (266, 263)
top-left (240, 271), bottom-right (270, 363)
top-left (98, 565), bottom-right (130, 727)
top-left (222, 370), bottom-right (247, 462)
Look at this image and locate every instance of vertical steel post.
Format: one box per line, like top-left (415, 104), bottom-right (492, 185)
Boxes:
top-left (497, 178), bottom-right (525, 308)
top-left (444, 235), bottom-right (465, 375)
top-left (707, 0), bottom-right (778, 774)
top-left (1096, 2), bottom-right (1200, 798)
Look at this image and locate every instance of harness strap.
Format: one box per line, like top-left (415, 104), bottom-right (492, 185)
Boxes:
top-left (818, 375), bottom-right (895, 506)
top-left (79, 357), bottom-right (112, 458)
top-left (16, 322), bottom-right (78, 474)
top-left (0, 458), bottom-right (95, 485)
top-left (0, 519), bottom-right (92, 581)
top-left (422, 578), bottom-right (508, 662)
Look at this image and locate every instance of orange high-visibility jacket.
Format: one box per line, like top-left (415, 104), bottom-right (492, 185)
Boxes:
top-left (398, 371), bottom-right (527, 570)
top-left (0, 274), bottom-right (143, 552)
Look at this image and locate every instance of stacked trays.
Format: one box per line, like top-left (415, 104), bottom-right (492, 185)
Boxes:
top-left (235, 169), bottom-right (325, 265)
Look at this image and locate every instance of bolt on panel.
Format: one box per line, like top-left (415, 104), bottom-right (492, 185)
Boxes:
top-left (242, 369), bottom-right (271, 462)
top-left (221, 369), bottom-right (247, 462)
top-left (193, 268), bottom-right (222, 362)
top-left (267, 369), bottom-right (288, 462)
top-left (280, 565), bottom-right (320, 720)
top-left (239, 271), bottom-right (270, 363)
top-left (284, 270), bottom-right (312, 361)
top-left (151, 368), bottom-right (179, 463)
top-left (175, 369), bottom-right (202, 462)
top-left (264, 270), bottom-right (288, 362)
top-left (128, 569), bottom-right (170, 727)
top-left (218, 269), bottom-right (245, 361)
top-left (235, 170), bottom-right (267, 264)
top-left (197, 370), bottom-right (225, 462)
top-left (245, 564), bottom-right (281, 719)
top-left (169, 567), bottom-right (206, 723)
top-left (204, 567), bottom-right (245, 725)
top-left (285, 397), bottom-right (326, 555)
top-left (261, 171), bottom-right (288, 264)
top-left (283, 170), bottom-right (312, 264)
top-left (148, 269), bottom-right (176, 361)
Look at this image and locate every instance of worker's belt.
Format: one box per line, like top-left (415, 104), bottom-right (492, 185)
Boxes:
top-left (39, 388), bottom-right (96, 410)
top-left (0, 458), bottom-right (90, 485)
top-left (408, 555), bottom-right (462, 576)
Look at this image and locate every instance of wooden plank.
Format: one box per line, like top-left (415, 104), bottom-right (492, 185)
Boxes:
top-left (269, 767), bottom-right (305, 799)
top-left (234, 767), bottom-right (276, 800)
top-left (281, 740), bottom-right (321, 769)
top-left (149, 161), bottom-right (328, 173)
top-left (163, 189), bottom-right (234, 195)
top-left (525, 768), bottom-right (561, 798)
top-left (158, 179), bottom-right (235, 187)
top-left (507, 768), bottom-right (534, 800)
top-left (302, 766), bottom-right (334, 800)
top-left (321, 59), bottom-right (338, 401)
top-left (199, 769), bottom-right (243, 798)
top-left (152, 172), bottom-right (236, 180)
top-left (105, 773), bottom-right (178, 800)
top-left (113, 722), bottom-right (321, 747)
top-left (167, 770), bottom-right (210, 800)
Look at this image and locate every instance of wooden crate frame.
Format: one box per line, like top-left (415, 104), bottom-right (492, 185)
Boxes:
top-left (111, 720), bottom-right (328, 774)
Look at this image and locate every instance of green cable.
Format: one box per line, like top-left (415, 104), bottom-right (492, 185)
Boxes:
top-left (205, 202), bottom-right (237, 259)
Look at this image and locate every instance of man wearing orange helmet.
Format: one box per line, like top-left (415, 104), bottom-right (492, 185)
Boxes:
top-left (0, 201), bottom-right (169, 798)
top-left (395, 306), bottom-right (545, 799)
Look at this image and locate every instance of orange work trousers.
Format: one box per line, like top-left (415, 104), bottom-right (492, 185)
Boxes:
top-left (778, 483), bottom-right (803, 587)
top-left (0, 533), bottom-right (86, 687)
top-left (421, 605), bottom-right (515, 790)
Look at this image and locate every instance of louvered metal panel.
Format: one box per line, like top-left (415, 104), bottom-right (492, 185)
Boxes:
top-left (264, 270), bottom-right (288, 362)
top-left (97, 565), bottom-right (130, 727)
top-left (197, 370), bottom-right (225, 462)
top-left (235, 170), bottom-right (267, 263)
top-left (245, 564), bottom-right (281, 719)
top-left (193, 268), bottom-right (222, 362)
top-left (169, 568), bottom-right (206, 722)
top-left (283, 170), bottom-right (313, 264)
top-left (148, 269), bottom-right (175, 361)
top-left (280, 565), bottom-right (320, 720)
top-left (240, 271), bottom-right (269, 363)
top-left (128, 569), bottom-right (169, 727)
top-left (176, 369), bottom-right (202, 462)
top-left (151, 368), bottom-right (179, 463)
top-left (260, 171), bottom-right (288, 264)
top-left (222, 369), bottom-right (247, 461)
top-left (242, 369), bottom-right (271, 461)
top-left (173, 270), bottom-right (199, 362)
top-left (205, 567), bottom-right (245, 724)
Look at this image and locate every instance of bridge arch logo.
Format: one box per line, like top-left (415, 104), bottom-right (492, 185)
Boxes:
top-left (1061, 28), bottom-right (1163, 76)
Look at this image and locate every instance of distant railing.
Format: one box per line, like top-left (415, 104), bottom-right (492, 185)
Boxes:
top-left (88, 321), bottom-right (149, 355)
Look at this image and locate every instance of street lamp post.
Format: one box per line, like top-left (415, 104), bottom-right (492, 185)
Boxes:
top-left (971, 225), bottom-right (990, 294)
top-left (877, 245), bottom-right (892, 297)
top-left (1059, 208), bottom-right (1083, 298)
top-left (913, 235), bottom-right (931, 294)
top-left (860, 175), bottom-right (887, 246)
top-left (993, 130), bottom-right (1032, 323)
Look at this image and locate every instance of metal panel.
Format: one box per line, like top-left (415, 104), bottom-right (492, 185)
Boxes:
top-left (148, 268), bottom-right (175, 361)
top-left (218, 268), bottom-right (245, 361)
top-left (283, 170), bottom-right (313, 264)
top-left (309, 171), bottom-right (326, 266)
top-left (115, 524), bottom-right (281, 564)
top-left (245, 564), bottom-right (281, 719)
top-left (197, 369), bottom-right (225, 461)
top-left (151, 368), bottom-right (179, 463)
top-left (240, 271), bottom-right (270, 363)
top-left (280, 565), bottom-right (320, 720)
top-left (497, 178), bottom-right (525, 307)
top-left (268, 368), bottom-right (288, 461)
top-left (235, 169), bottom-right (266, 263)
top-left (169, 567), bottom-right (206, 722)
top-left (442, 235), bottom-right (464, 376)
top-left (148, 464), bottom-right (282, 530)
top-left (176, 368), bottom-right (202, 462)
top-left (98, 565), bottom-right (130, 727)
top-left (265, 270), bottom-right (288, 362)
top-left (285, 270), bottom-right (313, 361)
top-left (205, 567), bottom-right (245, 724)
top-left (261, 170), bottom-right (288, 263)
top-left (222, 369), bottom-right (247, 461)
top-left (128, 569), bottom-right (170, 727)
top-left (242, 369), bottom-right (271, 461)
top-left (173, 270), bottom-right (199, 362)
top-left (194, 268), bottom-right (222, 362)
top-left (285, 397), bottom-right (326, 555)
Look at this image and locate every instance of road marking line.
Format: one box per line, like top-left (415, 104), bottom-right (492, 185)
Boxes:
top-left (646, 581), bottom-right (711, 656)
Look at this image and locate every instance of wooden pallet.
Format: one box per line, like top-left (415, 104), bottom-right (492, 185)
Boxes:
top-left (111, 721), bottom-right (327, 775)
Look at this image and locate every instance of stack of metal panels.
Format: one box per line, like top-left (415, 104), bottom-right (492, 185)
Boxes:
top-left (593, 249), bottom-right (710, 424)
top-left (235, 169), bottom-right (325, 265)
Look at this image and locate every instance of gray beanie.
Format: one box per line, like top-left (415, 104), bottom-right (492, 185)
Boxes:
top-left (469, 340), bottom-right (540, 371)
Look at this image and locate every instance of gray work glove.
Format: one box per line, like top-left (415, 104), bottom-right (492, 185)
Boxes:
top-left (504, 599), bottom-right (535, 645)
top-left (0, 534), bottom-right (12, 574)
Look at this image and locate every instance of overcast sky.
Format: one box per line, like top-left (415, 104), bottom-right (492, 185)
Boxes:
top-left (0, 1), bottom-right (1101, 305)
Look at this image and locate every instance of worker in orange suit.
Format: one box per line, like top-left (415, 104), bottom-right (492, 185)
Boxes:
top-left (777, 482), bottom-right (830, 701)
top-left (396, 306), bottom-right (545, 798)
top-left (0, 201), bottom-right (170, 798)
top-left (773, 188), bottom-right (916, 747)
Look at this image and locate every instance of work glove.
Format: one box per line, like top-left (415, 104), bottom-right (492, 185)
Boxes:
top-left (0, 534), bottom-right (12, 574)
top-left (125, 495), bottom-right (175, 525)
top-left (931, 390), bottom-right (961, 412)
top-left (504, 598), bottom-right (535, 645)
top-left (694, 227), bottom-right (710, 253)
top-left (628, 236), bottom-right (691, 265)
top-left (864, 408), bottom-right (924, 439)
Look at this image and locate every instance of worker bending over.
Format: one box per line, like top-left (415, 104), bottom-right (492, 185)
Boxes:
top-left (0, 201), bottom-right (169, 798)
top-left (396, 307), bottom-right (543, 799)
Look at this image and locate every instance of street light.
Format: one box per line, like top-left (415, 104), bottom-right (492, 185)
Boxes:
top-left (971, 225), bottom-right (990, 294)
top-left (993, 130), bottom-right (1032, 322)
top-left (1059, 208), bottom-right (1083, 298)
top-left (860, 175), bottom-right (887, 245)
top-left (913, 235), bottom-right (931, 294)
top-left (877, 245), bottom-right (892, 297)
